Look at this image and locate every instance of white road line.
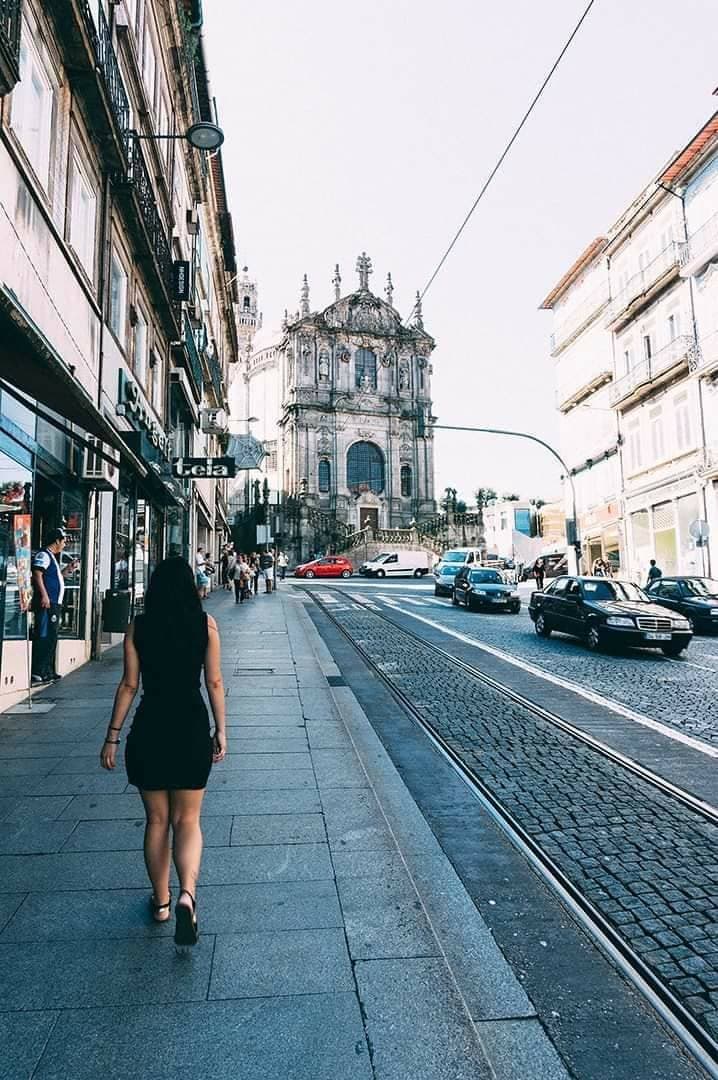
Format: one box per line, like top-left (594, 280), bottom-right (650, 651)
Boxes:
top-left (377, 600), bottom-right (718, 759)
top-left (317, 592), bottom-right (338, 603)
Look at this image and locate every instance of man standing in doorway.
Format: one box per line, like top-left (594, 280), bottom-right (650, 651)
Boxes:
top-left (646, 559), bottom-right (662, 587)
top-left (31, 528), bottom-right (77, 684)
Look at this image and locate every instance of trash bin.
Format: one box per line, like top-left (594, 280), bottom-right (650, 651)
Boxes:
top-left (102, 590), bottom-right (131, 633)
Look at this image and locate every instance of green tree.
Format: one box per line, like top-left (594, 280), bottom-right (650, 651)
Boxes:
top-left (474, 487), bottom-right (497, 510)
top-left (502, 492), bottom-right (520, 502)
top-left (456, 500), bottom-right (467, 514)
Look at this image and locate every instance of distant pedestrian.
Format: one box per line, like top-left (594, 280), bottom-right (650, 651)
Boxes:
top-left (646, 559), bottom-right (662, 587)
top-left (235, 555), bottom-right (251, 603)
top-left (249, 553), bottom-right (260, 595)
top-left (592, 557), bottom-right (605, 577)
top-left (260, 550), bottom-right (274, 592)
top-left (278, 551), bottom-right (288, 581)
top-left (31, 528), bottom-right (78, 685)
top-left (225, 548), bottom-right (237, 592)
top-left (100, 557), bottom-right (226, 950)
top-left (195, 546), bottom-right (210, 599)
top-left (534, 558), bottom-right (545, 591)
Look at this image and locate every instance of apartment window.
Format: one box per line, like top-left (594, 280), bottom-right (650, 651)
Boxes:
top-left (142, 19), bottom-right (157, 111)
top-left (667, 313), bottom-right (679, 342)
top-left (68, 150), bottom-right (97, 276)
top-left (150, 349), bottom-right (163, 415)
top-left (649, 405), bottom-right (665, 461)
top-left (109, 250), bottom-right (128, 344)
top-left (622, 348), bottom-right (632, 375)
top-left (133, 303), bottom-right (149, 386)
top-left (157, 91), bottom-right (171, 169)
top-left (643, 334), bottom-right (652, 361)
top-left (674, 392), bottom-right (692, 451)
top-left (400, 464), bottom-right (412, 497)
top-left (626, 419), bottom-right (642, 473)
top-left (11, 32), bottom-right (55, 186)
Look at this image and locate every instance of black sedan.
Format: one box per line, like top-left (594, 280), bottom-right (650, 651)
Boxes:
top-left (528, 576), bottom-right (692, 656)
top-left (452, 567), bottom-right (521, 612)
top-left (645, 577), bottom-right (718, 634)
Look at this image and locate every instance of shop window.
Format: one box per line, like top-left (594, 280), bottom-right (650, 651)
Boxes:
top-left (68, 148), bottom-right (97, 277)
top-left (355, 348), bottom-right (377, 390)
top-left (400, 464), bottom-right (412, 497)
top-left (59, 492), bottom-right (85, 638)
top-left (150, 350), bottom-right (163, 416)
top-left (10, 29), bottom-right (55, 187)
top-left (0, 450), bottom-right (33, 641)
top-left (318, 459), bottom-right (331, 493)
top-left (1, 391), bottom-right (36, 439)
top-left (109, 250), bottom-right (128, 345)
top-left (113, 474), bottom-right (135, 593)
top-left (133, 303), bottom-right (149, 388)
top-left (347, 441), bottom-right (384, 494)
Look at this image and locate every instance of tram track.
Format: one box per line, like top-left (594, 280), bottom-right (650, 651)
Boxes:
top-left (304, 587), bottom-right (718, 1079)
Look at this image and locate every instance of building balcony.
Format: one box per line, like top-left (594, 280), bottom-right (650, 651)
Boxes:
top-left (555, 366), bottom-right (613, 413)
top-left (48, 1), bottom-right (129, 170)
top-left (609, 334), bottom-right (694, 409)
top-left (179, 311), bottom-right (204, 401)
top-left (0, 0), bottom-right (21, 96)
top-left (550, 280), bottom-right (610, 355)
top-left (205, 352), bottom-right (226, 409)
top-left (113, 134), bottom-right (178, 337)
top-left (692, 330), bottom-right (718, 377)
top-left (604, 243), bottom-right (681, 331)
top-left (680, 211), bottom-right (718, 279)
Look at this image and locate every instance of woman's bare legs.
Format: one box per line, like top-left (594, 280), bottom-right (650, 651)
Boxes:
top-left (169, 788), bottom-right (206, 909)
top-left (139, 790), bottom-right (171, 917)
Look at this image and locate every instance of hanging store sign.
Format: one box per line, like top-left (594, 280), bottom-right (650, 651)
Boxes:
top-left (172, 260), bottom-right (192, 302)
top-left (201, 408), bottom-right (227, 434)
top-left (226, 433), bottom-right (266, 470)
top-left (116, 371), bottom-right (168, 460)
top-left (171, 456), bottom-right (237, 479)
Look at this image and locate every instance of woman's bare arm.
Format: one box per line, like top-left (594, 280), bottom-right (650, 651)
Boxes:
top-left (100, 623), bottom-right (140, 770)
top-left (204, 615), bottom-right (226, 758)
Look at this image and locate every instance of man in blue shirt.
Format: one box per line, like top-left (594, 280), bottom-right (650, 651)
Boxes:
top-left (31, 528), bottom-right (78, 684)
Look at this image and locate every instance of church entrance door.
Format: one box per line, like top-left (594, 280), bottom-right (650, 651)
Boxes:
top-left (360, 509), bottom-right (378, 532)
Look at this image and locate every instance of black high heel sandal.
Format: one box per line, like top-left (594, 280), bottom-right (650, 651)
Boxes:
top-left (150, 890), bottom-right (172, 923)
top-left (174, 890), bottom-right (199, 952)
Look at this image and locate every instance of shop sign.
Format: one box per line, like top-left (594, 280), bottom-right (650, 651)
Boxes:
top-left (171, 456), bottom-right (237, 479)
top-left (13, 514), bottom-right (32, 612)
top-left (201, 408), bottom-right (227, 434)
top-left (172, 260), bottom-right (192, 301)
top-left (116, 371), bottom-right (168, 459)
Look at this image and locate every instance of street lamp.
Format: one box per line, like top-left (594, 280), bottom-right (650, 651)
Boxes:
top-left (433, 423), bottom-right (580, 571)
top-left (126, 121), bottom-right (225, 151)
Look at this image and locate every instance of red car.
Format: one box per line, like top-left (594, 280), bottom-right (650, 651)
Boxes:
top-left (294, 556), bottom-right (354, 579)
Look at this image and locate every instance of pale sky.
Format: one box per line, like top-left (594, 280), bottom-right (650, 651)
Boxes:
top-left (205, 0), bottom-right (717, 507)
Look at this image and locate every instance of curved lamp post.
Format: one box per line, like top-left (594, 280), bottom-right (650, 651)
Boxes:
top-left (433, 423), bottom-right (580, 570)
top-left (126, 121), bottom-right (225, 151)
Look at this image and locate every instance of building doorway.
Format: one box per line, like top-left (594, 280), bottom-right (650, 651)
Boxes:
top-left (359, 508), bottom-right (378, 532)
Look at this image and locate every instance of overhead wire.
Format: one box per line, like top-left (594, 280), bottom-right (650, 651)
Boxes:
top-left (404, 0), bottom-right (598, 325)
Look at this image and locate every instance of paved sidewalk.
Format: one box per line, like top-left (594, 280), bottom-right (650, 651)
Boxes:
top-left (0, 584), bottom-right (569, 1080)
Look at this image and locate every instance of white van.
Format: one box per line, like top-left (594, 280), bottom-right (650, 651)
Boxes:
top-left (433, 548), bottom-right (484, 596)
top-left (363, 551), bottom-right (433, 578)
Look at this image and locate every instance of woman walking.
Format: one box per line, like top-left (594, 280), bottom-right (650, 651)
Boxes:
top-left (100, 557), bottom-right (226, 950)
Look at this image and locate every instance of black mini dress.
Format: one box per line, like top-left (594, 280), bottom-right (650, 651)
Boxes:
top-left (125, 610), bottom-right (213, 792)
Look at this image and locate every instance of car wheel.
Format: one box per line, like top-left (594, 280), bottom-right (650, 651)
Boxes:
top-left (586, 622), bottom-right (602, 651)
top-left (451, 591), bottom-right (459, 605)
top-left (511, 603), bottom-right (521, 614)
top-left (535, 612), bottom-right (551, 637)
top-left (341, 569), bottom-right (351, 578)
top-left (413, 568), bottom-right (423, 578)
top-left (661, 642), bottom-right (686, 658)
top-left (304, 570), bottom-right (315, 579)
top-left (376, 569), bottom-right (386, 578)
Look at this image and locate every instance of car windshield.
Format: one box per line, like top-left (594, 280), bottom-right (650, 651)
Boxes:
top-left (683, 578), bottom-right (718, 597)
top-left (470, 570), bottom-right (503, 584)
top-left (371, 553), bottom-right (392, 564)
top-left (440, 564), bottom-right (460, 575)
top-left (442, 551), bottom-right (468, 563)
top-left (582, 579), bottom-right (648, 602)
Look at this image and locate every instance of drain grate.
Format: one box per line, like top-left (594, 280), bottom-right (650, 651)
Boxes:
top-left (232, 667), bottom-right (275, 676)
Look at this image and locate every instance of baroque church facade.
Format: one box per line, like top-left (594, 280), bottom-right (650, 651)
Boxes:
top-left (235, 254), bottom-right (437, 544)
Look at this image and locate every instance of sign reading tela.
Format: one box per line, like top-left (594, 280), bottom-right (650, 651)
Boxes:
top-left (227, 434), bottom-right (266, 470)
top-left (171, 457), bottom-right (237, 478)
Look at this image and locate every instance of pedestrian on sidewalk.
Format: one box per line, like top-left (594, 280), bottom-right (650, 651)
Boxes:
top-left (195, 546), bottom-right (210, 599)
top-left (249, 552), bottom-right (260, 595)
top-left (533, 558), bottom-right (545, 591)
top-left (260, 549), bottom-right (274, 592)
top-left (234, 554), bottom-right (251, 603)
top-left (646, 558), bottom-right (662, 587)
top-left (278, 550), bottom-right (288, 581)
top-left (226, 547), bottom-right (237, 593)
top-left (30, 528), bottom-right (78, 684)
top-left (100, 557), bottom-right (226, 950)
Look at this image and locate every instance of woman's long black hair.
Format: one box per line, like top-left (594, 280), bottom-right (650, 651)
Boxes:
top-left (143, 557), bottom-right (203, 632)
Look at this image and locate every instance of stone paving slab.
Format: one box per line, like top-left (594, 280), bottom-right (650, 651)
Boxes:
top-left (0, 820), bottom-right (78, 855)
top-left (60, 816), bottom-right (232, 852)
top-left (230, 812), bottom-right (326, 846)
top-left (0, 1011), bottom-right (59, 1080)
top-left (0, 893), bottom-right (26, 933)
top-left (337, 869), bottom-right (439, 960)
top-left (32, 996), bottom-right (373, 1080)
top-left (0, 937), bottom-right (213, 1010)
top-left (3, 796), bottom-right (73, 823)
top-left (207, 768), bottom-right (316, 791)
top-left (208, 928), bottom-right (354, 999)
top-left (305, 719), bottom-right (353, 749)
top-left (200, 842), bottom-right (333, 885)
top-left (27, 772), bottom-right (130, 796)
top-left (229, 738), bottom-right (310, 755)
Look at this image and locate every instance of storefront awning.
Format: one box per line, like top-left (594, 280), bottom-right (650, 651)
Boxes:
top-left (0, 288), bottom-right (147, 477)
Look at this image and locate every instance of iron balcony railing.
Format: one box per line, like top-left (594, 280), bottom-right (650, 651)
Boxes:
top-left (0, 0), bottom-right (22, 94)
top-left (183, 312), bottom-right (204, 396)
top-left (680, 211), bottom-right (718, 278)
top-left (207, 354), bottom-right (225, 405)
top-left (605, 243), bottom-right (681, 327)
top-left (609, 334), bottom-right (693, 406)
top-left (118, 133), bottom-right (173, 294)
top-left (81, 1), bottom-right (130, 136)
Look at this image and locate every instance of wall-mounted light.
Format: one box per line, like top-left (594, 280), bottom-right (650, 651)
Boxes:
top-left (125, 122), bottom-right (225, 152)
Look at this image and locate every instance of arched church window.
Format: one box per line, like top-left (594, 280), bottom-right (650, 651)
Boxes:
top-left (243, 296), bottom-right (250, 310)
top-left (354, 348), bottom-right (377, 389)
top-left (347, 441), bottom-right (384, 494)
top-left (400, 464), bottom-right (412, 497)
top-left (318, 459), bottom-right (331, 493)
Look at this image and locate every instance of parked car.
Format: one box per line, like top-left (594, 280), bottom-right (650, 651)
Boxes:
top-left (520, 552), bottom-right (567, 582)
top-left (452, 567), bottom-right (521, 612)
top-left (358, 552), bottom-right (393, 575)
top-left (646, 576), bottom-right (718, 633)
top-left (294, 556), bottom-right (353, 579)
top-left (363, 551), bottom-right (433, 578)
top-left (528, 575), bottom-right (692, 656)
top-left (433, 548), bottom-right (483, 596)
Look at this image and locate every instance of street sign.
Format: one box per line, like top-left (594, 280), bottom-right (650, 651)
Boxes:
top-left (172, 260), bottom-right (191, 301)
top-left (689, 519), bottom-right (710, 544)
top-left (227, 434), bottom-right (266, 470)
top-left (171, 456), bottom-right (237, 478)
